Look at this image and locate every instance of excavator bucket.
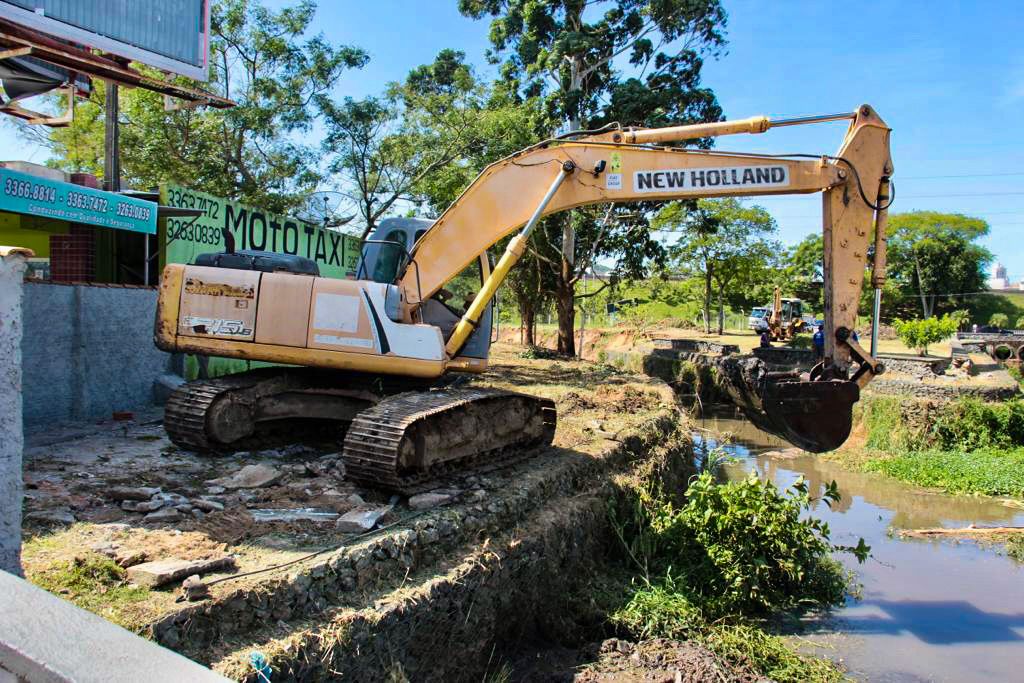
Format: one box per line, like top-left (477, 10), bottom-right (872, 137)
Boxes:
top-left (715, 357), bottom-right (860, 453)
top-left (757, 378), bottom-right (859, 452)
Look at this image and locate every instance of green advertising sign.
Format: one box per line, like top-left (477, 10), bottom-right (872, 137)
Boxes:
top-left (161, 185), bottom-right (361, 278)
top-left (0, 168), bottom-right (156, 233)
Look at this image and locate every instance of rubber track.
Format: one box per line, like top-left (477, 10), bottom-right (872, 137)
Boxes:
top-left (163, 374), bottom-right (262, 451)
top-left (342, 388), bottom-right (556, 494)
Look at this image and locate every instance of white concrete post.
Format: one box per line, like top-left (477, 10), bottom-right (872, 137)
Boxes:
top-left (0, 246), bottom-right (32, 576)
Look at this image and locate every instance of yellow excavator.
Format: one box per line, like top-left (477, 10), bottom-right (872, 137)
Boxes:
top-left (763, 286), bottom-right (807, 341)
top-left (154, 104), bottom-right (892, 492)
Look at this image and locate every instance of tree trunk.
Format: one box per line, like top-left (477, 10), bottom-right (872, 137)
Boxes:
top-left (717, 294), bottom-right (725, 335)
top-left (522, 305), bottom-right (536, 346)
top-left (703, 268), bottom-right (713, 334)
top-left (556, 262), bottom-right (576, 356)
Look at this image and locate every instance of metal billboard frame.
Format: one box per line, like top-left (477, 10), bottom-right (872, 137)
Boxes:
top-left (0, 1), bottom-right (211, 81)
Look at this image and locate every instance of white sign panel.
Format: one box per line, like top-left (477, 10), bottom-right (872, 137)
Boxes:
top-left (633, 165), bottom-right (790, 194)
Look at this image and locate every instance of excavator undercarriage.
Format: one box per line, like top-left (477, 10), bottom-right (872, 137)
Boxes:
top-left (163, 368), bottom-right (555, 493)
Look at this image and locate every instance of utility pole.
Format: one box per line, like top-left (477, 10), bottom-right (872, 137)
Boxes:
top-left (103, 83), bottom-right (120, 193)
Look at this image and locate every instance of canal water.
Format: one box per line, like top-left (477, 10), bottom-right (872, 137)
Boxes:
top-left (696, 408), bottom-right (1024, 683)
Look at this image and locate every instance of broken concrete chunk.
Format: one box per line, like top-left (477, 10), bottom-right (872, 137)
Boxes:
top-left (115, 549), bottom-right (148, 568)
top-left (191, 498), bottom-right (224, 513)
top-left (207, 464), bottom-right (283, 490)
top-left (144, 507), bottom-right (182, 523)
top-left (250, 508), bottom-right (339, 523)
top-left (181, 574), bottom-right (210, 601)
top-left (90, 541), bottom-right (118, 558)
top-left (408, 492), bottom-right (455, 510)
top-left (107, 486), bottom-right (161, 501)
top-left (126, 556), bottom-right (236, 588)
top-left (25, 509), bottom-right (76, 525)
top-left (335, 506), bottom-right (391, 533)
top-left (124, 498), bottom-right (165, 513)
top-left (155, 492), bottom-right (190, 506)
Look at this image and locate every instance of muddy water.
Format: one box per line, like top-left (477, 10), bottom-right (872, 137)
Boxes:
top-left (696, 408), bottom-right (1024, 683)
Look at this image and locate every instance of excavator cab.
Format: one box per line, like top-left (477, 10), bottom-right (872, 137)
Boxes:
top-left (357, 217), bottom-right (494, 361)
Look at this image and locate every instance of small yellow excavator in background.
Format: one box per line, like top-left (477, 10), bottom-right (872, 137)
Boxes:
top-left (763, 287), bottom-right (807, 342)
top-left (154, 104), bottom-right (892, 491)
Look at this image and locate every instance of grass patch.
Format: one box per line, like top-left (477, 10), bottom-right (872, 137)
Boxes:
top-left (843, 395), bottom-right (1024, 499)
top-left (863, 447), bottom-right (1024, 497)
top-left (29, 554), bottom-right (150, 628)
top-left (1005, 536), bottom-right (1024, 562)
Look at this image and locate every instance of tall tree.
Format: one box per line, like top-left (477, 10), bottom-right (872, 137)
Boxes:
top-left (459, 0), bottom-right (727, 354)
top-left (25, 0), bottom-right (366, 214)
top-left (655, 198), bottom-right (778, 333)
top-left (319, 49), bottom-right (501, 238)
top-left (886, 211), bottom-right (991, 318)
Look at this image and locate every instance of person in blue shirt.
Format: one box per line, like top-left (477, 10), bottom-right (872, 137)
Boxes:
top-left (813, 325), bottom-right (825, 360)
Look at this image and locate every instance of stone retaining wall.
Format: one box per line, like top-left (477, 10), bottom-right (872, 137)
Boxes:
top-left (153, 411), bottom-right (692, 679)
top-left (865, 379), bottom-right (1018, 401)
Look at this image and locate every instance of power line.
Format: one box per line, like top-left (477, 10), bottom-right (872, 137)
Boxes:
top-left (897, 172), bottom-right (1024, 180)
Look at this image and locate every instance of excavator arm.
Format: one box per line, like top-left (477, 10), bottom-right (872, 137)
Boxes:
top-left (400, 104), bottom-right (893, 451)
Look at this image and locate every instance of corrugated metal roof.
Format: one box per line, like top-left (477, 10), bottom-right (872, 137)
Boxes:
top-left (1, 0), bottom-right (203, 66)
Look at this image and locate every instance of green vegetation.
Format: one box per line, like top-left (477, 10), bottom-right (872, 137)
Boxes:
top-left (892, 315), bottom-right (958, 356)
top-left (845, 396), bottom-right (1024, 498)
top-left (864, 448), bottom-right (1024, 498)
top-left (29, 555), bottom-right (150, 628)
top-left (606, 470), bottom-right (866, 681)
top-left (1005, 536), bottom-right (1024, 562)
top-left (990, 313), bottom-right (1010, 328)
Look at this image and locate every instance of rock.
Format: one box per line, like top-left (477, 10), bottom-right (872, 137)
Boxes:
top-left (250, 508), bottom-right (339, 523)
top-left (155, 492), bottom-right (190, 507)
top-left (123, 498), bottom-right (164, 513)
top-left (126, 556), bottom-right (236, 588)
top-left (144, 507), bottom-right (182, 523)
top-left (107, 486), bottom-right (161, 501)
top-left (206, 485), bottom-right (226, 495)
top-left (115, 549), bottom-right (148, 568)
top-left (207, 464), bottom-right (283, 490)
top-left (191, 498), bottom-right (224, 513)
top-left (336, 506), bottom-right (391, 533)
top-left (25, 509), bottom-right (76, 525)
top-left (346, 494), bottom-right (365, 506)
top-left (181, 574), bottom-right (210, 601)
top-left (408, 492), bottom-right (454, 510)
top-left (90, 541), bottom-right (118, 558)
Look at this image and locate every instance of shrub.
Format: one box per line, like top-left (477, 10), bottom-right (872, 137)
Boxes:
top-left (949, 309), bottom-right (970, 330)
top-left (892, 315), bottom-right (958, 355)
top-left (613, 471), bottom-right (867, 618)
top-left (1016, 316), bottom-right (1024, 330)
top-left (990, 312), bottom-right (1009, 328)
top-left (931, 398), bottom-right (1024, 451)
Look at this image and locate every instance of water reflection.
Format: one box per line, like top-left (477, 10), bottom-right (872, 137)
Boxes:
top-left (695, 406), bottom-right (1024, 683)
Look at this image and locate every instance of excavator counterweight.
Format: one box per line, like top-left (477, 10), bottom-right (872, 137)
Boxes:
top-left (154, 104), bottom-right (892, 488)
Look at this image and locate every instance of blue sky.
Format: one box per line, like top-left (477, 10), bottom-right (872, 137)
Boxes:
top-left (4, 1), bottom-right (1023, 277)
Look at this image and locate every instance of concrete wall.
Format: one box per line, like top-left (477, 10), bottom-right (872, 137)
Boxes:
top-left (0, 570), bottom-right (229, 682)
top-left (0, 252), bottom-right (27, 575)
top-left (21, 282), bottom-right (169, 427)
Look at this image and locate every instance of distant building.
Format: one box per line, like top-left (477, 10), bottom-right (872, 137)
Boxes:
top-left (988, 262), bottom-right (1011, 290)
